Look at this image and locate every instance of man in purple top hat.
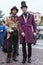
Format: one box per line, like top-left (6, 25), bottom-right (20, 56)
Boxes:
top-left (19, 1), bottom-right (37, 64)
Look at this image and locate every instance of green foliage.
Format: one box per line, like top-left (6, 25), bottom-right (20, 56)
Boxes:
top-left (0, 10), bottom-right (5, 22)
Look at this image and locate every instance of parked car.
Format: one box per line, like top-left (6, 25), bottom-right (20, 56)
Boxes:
top-left (37, 26), bottom-right (43, 39)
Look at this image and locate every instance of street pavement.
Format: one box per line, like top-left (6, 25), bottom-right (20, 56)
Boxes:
top-left (33, 39), bottom-right (43, 49)
top-left (0, 39), bottom-right (43, 65)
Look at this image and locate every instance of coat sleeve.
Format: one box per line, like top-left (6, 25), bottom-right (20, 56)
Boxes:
top-left (5, 17), bottom-right (11, 32)
top-left (32, 15), bottom-right (37, 32)
top-left (3, 25), bottom-right (6, 37)
top-left (18, 17), bottom-right (23, 34)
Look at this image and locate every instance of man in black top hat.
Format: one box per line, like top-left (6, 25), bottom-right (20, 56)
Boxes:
top-left (19, 1), bottom-right (36, 64)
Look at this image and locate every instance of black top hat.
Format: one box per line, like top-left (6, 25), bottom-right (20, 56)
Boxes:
top-left (21, 1), bottom-right (27, 9)
top-left (11, 6), bottom-right (18, 13)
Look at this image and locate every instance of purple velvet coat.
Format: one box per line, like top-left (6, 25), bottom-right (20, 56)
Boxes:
top-left (19, 13), bottom-right (36, 44)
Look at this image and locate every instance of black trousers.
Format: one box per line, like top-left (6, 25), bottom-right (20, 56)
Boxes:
top-left (22, 37), bottom-right (32, 59)
top-left (7, 30), bottom-right (18, 59)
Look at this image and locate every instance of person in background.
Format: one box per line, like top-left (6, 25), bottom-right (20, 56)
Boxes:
top-left (19, 1), bottom-right (37, 64)
top-left (5, 6), bottom-right (19, 63)
top-left (2, 21), bottom-right (8, 53)
top-left (3, 31), bottom-right (8, 53)
top-left (0, 21), bottom-right (6, 51)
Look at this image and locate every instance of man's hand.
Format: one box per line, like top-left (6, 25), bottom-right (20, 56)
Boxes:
top-left (33, 32), bottom-right (36, 36)
top-left (21, 32), bottom-right (25, 37)
top-left (0, 30), bottom-right (3, 32)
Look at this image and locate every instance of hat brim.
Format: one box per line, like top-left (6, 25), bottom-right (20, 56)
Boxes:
top-left (11, 7), bottom-right (18, 14)
top-left (21, 6), bottom-right (27, 9)
top-left (11, 9), bottom-right (18, 14)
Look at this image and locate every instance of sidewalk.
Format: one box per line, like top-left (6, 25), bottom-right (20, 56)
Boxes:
top-left (0, 47), bottom-right (43, 65)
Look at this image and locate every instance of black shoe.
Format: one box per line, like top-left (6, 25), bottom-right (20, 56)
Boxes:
top-left (28, 58), bottom-right (31, 63)
top-left (22, 58), bottom-right (26, 64)
top-left (6, 58), bottom-right (11, 63)
top-left (3, 50), bottom-right (7, 53)
top-left (13, 58), bottom-right (18, 62)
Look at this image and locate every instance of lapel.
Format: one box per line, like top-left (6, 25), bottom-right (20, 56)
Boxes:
top-left (21, 14), bottom-right (25, 23)
top-left (21, 13), bottom-right (30, 23)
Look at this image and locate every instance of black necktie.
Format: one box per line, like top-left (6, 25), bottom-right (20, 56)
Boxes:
top-left (23, 12), bottom-right (28, 18)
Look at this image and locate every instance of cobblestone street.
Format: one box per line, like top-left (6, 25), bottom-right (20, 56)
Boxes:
top-left (0, 39), bottom-right (43, 65)
top-left (0, 46), bottom-right (43, 65)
